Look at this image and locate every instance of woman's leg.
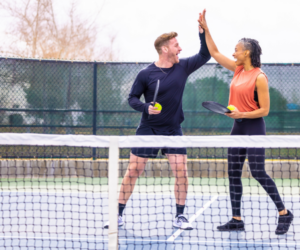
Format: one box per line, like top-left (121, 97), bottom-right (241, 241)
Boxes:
top-left (217, 147), bottom-right (247, 231)
top-left (247, 147), bottom-right (286, 214)
top-left (228, 147), bottom-right (247, 219)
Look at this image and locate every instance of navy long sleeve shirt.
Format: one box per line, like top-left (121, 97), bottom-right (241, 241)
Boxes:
top-left (128, 32), bottom-right (211, 131)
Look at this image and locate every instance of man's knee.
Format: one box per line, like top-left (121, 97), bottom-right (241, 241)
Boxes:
top-left (124, 154), bottom-right (147, 178)
top-left (167, 154), bottom-right (188, 177)
top-left (125, 167), bottom-right (144, 178)
top-left (173, 165), bottom-right (188, 180)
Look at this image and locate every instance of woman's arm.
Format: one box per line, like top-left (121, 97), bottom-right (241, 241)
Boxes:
top-left (226, 74), bottom-right (270, 119)
top-left (198, 10), bottom-right (236, 72)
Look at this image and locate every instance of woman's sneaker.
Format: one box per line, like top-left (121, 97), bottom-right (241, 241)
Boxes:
top-left (103, 216), bottom-right (124, 229)
top-left (217, 218), bottom-right (245, 231)
top-left (173, 215), bottom-right (193, 230)
top-left (275, 210), bottom-right (293, 235)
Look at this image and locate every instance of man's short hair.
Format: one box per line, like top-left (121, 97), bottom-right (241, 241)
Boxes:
top-left (154, 32), bottom-right (178, 54)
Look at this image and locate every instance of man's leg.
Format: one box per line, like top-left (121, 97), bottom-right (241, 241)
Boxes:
top-left (118, 153), bottom-right (148, 209)
top-left (104, 153), bottom-right (148, 229)
top-left (167, 153), bottom-right (192, 230)
top-left (167, 153), bottom-right (188, 206)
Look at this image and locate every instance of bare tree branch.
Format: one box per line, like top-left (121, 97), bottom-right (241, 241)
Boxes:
top-left (1, 0), bottom-right (118, 61)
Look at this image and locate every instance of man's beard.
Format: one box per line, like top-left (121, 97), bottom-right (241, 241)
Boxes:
top-left (168, 53), bottom-right (179, 64)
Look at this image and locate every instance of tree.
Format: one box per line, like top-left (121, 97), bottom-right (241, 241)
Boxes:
top-left (0, 0), bottom-right (118, 61)
top-left (0, 0), bottom-right (119, 133)
top-left (269, 87), bottom-right (287, 111)
top-left (182, 77), bottom-right (231, 132)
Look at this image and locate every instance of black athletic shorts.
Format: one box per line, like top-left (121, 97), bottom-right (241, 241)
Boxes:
top-left (131, 124), bottom-right (187, 158)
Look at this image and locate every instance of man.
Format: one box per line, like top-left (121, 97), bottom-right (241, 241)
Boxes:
top-left (105, 12), bottom-right (210, 230)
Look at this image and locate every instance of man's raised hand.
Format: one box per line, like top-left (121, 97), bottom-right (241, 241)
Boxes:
top-left (198, 13), bottom-right (204, 34)
top-left (198, 9), bottom-right (208, 32)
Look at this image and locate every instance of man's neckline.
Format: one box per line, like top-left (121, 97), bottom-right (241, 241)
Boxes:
top-left (154, 62), bottom-right (174, 69)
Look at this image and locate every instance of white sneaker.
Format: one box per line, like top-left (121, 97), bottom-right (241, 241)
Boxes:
top-left (173, 215), bottom-right (193, 230)
top-left (104, 216), bottom-right (124, 229)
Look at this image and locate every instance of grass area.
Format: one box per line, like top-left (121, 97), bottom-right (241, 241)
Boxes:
top-left (0, 177), bottom-right (108, 187)
top-left (0, 177), bottom-right (298, 188)
top-left (135, 177), bottom-right (299, 187)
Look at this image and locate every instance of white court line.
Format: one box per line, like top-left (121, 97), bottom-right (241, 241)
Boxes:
top-left (167, 195), bottom-right (218, 242)
top-left (0, 236), bottom-right (299, 246)
top-left (0, 190), bottom-right (108, 194)
top-left (130, 194), bottom-right (300, 198)
top-left (0, 236), bottom-right (107, 241)
top-left (121, 238), bottom-right (300, 246)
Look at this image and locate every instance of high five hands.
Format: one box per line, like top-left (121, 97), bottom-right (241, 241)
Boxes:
top-left (198, 9), bottom-right (208, 33)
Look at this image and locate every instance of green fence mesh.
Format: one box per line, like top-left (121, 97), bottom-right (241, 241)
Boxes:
top-left (0, 58), bottom-right (299, 135)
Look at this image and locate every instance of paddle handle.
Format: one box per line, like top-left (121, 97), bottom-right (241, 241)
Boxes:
top-left (148, 80), bottom-right (160, 120)
top-left (148, 102), bottom-right (155, 120)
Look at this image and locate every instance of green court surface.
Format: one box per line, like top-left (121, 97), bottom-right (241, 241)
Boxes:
top-left (1, 177), bottom-right (299, 197)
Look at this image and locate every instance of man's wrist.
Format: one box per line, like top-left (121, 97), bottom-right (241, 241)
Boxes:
top-left (144, 103), bottom-right (151, 114)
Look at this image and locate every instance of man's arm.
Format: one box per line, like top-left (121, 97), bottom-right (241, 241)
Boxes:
top-left (128, 71), bottom-right (151, 114)
top-left (180, 31), bottom-right (211, 75)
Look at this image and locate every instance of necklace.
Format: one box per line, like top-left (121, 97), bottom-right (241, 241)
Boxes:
top-left (156, 62), bottom-right (168, 74)
top-left (159, 67), bottom-right (167, 74)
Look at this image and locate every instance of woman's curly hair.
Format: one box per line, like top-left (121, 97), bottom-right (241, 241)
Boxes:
top-left (239, 38), bottom-right (262, 68)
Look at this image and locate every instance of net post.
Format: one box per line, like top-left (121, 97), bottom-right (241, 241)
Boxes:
top-left (108, 136), bottom-right (119, 250)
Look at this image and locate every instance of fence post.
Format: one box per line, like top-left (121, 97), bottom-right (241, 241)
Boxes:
top-left (93, 63), bottom-right (97, 159)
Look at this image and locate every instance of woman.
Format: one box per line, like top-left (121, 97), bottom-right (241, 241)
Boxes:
top-left (198, 9), bottom-right (293, 235)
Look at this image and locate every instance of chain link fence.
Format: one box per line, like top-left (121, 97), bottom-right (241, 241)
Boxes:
top-left (0, 57), bottom-right (300, 135)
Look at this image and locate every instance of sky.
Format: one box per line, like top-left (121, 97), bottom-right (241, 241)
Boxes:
top-left (1, 0), bottom-right (300, 63)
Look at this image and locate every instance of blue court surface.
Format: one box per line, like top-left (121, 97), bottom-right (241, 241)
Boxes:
top-left (0, 192), bottom-right (299, 250)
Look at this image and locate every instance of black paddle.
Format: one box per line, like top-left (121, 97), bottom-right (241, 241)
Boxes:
top-left (148, 79), bottom-right (160, 119)
top-left (202, 101), bottom-right (242, 122)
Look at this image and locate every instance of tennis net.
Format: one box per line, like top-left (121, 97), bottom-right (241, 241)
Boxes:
top-left (0, 133), bottom-right (299, 250)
